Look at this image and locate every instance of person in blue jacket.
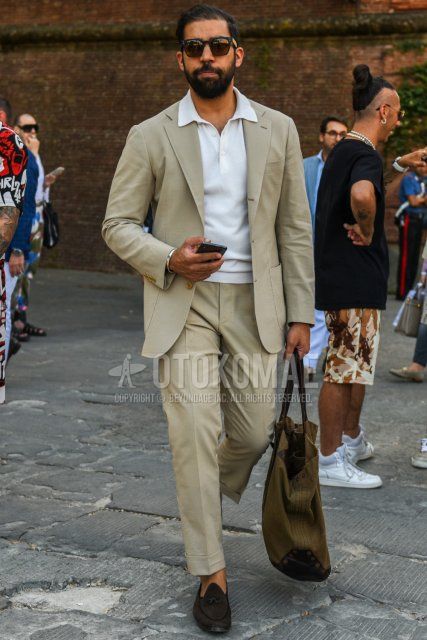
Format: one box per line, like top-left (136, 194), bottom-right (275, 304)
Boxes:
top-left (303, 115), bottom-right (348, 379)
top-left (4, 147), bottom-right (39, 358)
top-left (396, 165), bottom-right (427, 299)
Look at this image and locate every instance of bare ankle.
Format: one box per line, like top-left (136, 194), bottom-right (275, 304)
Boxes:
top-left (200, 569), bottom-right (227, 595)
top-left (343, 426), bottom-right (361, 439)
top-left (409, 363), bottom-right (424, 372)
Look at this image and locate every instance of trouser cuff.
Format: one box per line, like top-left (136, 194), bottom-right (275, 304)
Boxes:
top-left (186, 549), bottom-right (226, 576)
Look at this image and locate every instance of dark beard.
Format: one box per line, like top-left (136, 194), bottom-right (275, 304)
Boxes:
top-left (184, 59), bottom-right (235, 99)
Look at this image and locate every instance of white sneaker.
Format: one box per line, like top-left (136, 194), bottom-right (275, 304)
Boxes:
top-left (411, 439), bottom-right (427, 469)
top-left (319, 444), bottom-right (382, 489)
top-left (342, 426), bottom-right (374, 463)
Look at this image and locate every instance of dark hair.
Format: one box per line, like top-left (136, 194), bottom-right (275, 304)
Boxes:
top-left (0, 97), bottom-right (12, 123)
top-left (352, 64), bottom-right (395, 111)
top-left (176, 4), bottom-right (239, 43)
top-left (320, 115), bottom-right (348, 134)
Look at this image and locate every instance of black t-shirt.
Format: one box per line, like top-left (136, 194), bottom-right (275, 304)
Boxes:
top-left (314, 139), bottom-right (389, 310)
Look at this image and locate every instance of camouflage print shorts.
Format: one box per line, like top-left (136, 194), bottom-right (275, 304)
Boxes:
top-left (324, 309), bottom-right (381, 385)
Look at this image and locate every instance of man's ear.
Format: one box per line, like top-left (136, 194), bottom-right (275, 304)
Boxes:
top-left (378, 103), bottom-right (388, 124)
top-left (319, 133), bottom-right (324, 146)
top-left (176, 51), bottom-right (184, 72)
top-left (235, 47), bottom-right (244, 69)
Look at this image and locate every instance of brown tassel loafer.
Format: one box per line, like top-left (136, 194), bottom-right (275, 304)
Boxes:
top-left (193, 583), bottom-right (231, 634)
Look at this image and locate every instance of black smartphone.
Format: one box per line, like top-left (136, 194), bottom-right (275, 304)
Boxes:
top-left (196, 242), bottom-right (227, 256)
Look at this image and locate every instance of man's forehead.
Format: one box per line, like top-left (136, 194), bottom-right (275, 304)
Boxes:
top-left (18, 113), bottom-right (36, 125)
top-left (183, 18), bottom-right (230, 39)
top-left (326, 121), bottom-right (347, 131)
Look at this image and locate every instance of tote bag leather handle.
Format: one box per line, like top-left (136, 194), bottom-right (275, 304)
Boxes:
top-left (279, 351), bottom-right (308, 424)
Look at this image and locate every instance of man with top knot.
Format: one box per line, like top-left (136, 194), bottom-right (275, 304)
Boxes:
top-left (315, 65), bottom-right (427, 489)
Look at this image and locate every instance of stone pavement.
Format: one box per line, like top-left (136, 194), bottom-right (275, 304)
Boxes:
top-left (0, 268), bottom-right (426, 640)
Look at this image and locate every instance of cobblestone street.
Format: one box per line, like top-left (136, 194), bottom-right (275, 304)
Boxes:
top-left (0, 268), bottom-right (426, 639)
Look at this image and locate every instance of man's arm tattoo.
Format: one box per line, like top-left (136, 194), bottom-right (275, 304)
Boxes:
top-left (356, 210), bottom-right (371, 222)
top-left (353, 207), bottom-right (375, 241)
top-left (0, 206), bottom-right (20, 254)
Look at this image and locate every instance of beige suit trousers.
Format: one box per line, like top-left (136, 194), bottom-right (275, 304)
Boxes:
top-left (159, 281), bottom-right (278, 576)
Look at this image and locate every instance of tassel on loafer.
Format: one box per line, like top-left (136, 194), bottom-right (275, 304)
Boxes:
top-left (193, 583), bottom-right (231, 634)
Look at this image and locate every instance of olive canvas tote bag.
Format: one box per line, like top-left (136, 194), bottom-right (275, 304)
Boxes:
top-left (262, 352), bottom-right (331, 582)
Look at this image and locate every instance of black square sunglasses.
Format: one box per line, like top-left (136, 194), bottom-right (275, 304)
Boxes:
top-left (20, 123), bottom-right (39, 133)
top-left (180, 36), bottom-right (237, 58)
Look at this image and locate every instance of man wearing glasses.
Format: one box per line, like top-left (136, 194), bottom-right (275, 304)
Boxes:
top-left (103, 4), bottom-right (314, 632)
top-left (303, 116), bottom-right (348, 381)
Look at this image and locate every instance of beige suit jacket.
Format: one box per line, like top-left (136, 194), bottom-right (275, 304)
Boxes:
top-left (102, 98), bottom-right (314, 358)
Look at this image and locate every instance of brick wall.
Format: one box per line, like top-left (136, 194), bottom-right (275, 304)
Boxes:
top-left (8, 1), bottom-right (356, 25)
top-left (1, 2), bottom-right (426, 271)
top-left (7, 0), bottom-right (427, 26)
top-left (361, 0), bottom-right (427, 11)
top-left (391, 0), bottom-right (427, 9)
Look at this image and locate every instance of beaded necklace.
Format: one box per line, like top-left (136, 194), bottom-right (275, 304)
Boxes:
top-left (346, 130), bottom-right (376, 150)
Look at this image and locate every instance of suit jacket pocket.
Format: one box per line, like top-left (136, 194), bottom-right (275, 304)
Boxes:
top-left (270, 264), bottom-right (286, 328)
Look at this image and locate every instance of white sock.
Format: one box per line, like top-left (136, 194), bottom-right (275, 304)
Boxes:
top-left (344, 430), bottom-right (363, 446)
top-left (319, 451), bottom-right (337, 465)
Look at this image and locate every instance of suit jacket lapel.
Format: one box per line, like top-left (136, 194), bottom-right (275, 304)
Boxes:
top-left (244, 112), bottom-right (271, 226)
top-left (164, 107), bottom-right (204, 226)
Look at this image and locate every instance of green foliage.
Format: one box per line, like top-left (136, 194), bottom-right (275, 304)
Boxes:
top-left (385, 62), bottom-right (427, 158)
top-left (394, 40), bottom-right (426, 54)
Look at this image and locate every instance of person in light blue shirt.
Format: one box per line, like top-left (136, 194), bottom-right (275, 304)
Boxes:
top-left (303, 116), bottom-right (348, 378)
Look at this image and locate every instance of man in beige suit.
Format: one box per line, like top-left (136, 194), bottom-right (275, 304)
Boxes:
top-left (103, 4), bottom-right (314, 633)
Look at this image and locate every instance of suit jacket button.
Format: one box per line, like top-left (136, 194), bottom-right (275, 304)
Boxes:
top-left (186, 282), bottom-right (194, 289)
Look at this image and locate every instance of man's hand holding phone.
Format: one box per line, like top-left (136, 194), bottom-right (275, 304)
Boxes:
top-left (168, 236), bottom-right (226, 282)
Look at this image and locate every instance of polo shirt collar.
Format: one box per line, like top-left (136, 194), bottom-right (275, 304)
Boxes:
top-left (178, 87), bottom-right (258, 127)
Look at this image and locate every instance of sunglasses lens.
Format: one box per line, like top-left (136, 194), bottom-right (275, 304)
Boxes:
top-left (183, 38), bottom-right (232, 57)
top-left (210, 39), bottom-right (231, 56)
top-left (184, 41), bottom-right (204, 57)
top-left (22, 124), bottom-right (38, 133)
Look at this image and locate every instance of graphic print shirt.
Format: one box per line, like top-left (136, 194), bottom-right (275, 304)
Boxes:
top-left (0, 122), bottom-right (27, 211)
top-left (0, 122), bottom-right (28, 403)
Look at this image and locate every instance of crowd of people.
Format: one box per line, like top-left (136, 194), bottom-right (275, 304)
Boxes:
top-left (0, 97), bottom-right (61, 403)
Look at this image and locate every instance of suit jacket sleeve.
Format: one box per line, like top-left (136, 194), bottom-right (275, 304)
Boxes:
top-left (276, 118), bottom-right (315, 326)
top-left (102, 125), bottom-right (176, 290)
